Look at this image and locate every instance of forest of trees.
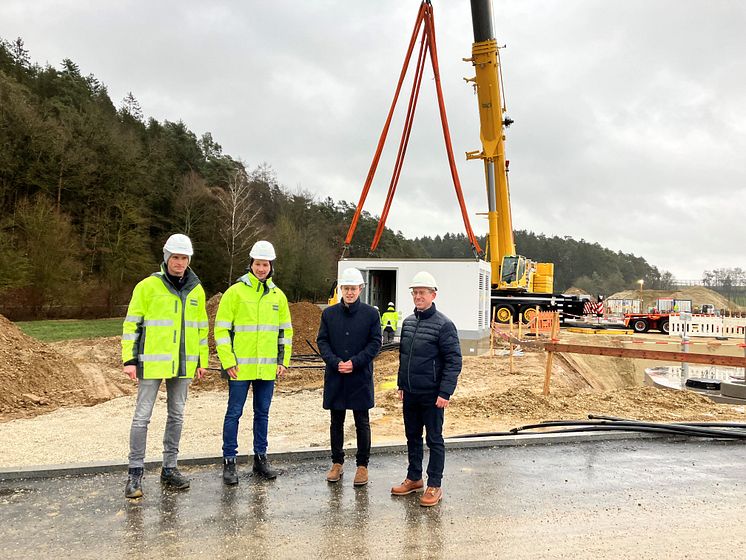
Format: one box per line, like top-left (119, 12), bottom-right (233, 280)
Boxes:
top-left (0, 37), bottom-right (672, 318)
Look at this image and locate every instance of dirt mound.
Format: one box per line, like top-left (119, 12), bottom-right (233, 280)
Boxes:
top-left (50, 337), bottom-right (137, 401)
top-left (451, 384), bottom-right (738, 426)
top-left (551, 385), bottom-right (722, 421)
top-left (290, 301), bottom-right (322, 354)
top-left (453, 387), bottom-right (559, 418)
top-left (206, 292), bottom-right (222, 351)
top-left (0, 314), bottom-right (98, 419)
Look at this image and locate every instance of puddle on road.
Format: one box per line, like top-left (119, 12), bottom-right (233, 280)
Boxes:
top-left (646, 364), bottom-right (745, 390)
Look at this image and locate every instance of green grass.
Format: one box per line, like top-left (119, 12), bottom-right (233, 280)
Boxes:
top-left (15, 317), bottom-right (124, 342)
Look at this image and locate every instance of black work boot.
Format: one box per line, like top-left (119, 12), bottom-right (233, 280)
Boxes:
top-left (252, 454), bottom-right (278, 480)
top-left (223, 457), bottom-right (239, 485)
top-left (160, 467), bottom-right (190, 490)
top-left (125, 467), bottom-right (144, 498)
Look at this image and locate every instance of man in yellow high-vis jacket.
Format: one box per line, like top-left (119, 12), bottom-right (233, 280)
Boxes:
top-left (381, 302), bottom-right (399, 343)
top-left (121, 233), bottom-right (208, 499)
top-left (215, 240), bottom-right (293, 484)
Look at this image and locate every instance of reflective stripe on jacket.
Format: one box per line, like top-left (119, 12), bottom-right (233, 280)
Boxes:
top-left (214, 272), bottom-right (293, 381)
top-left (122, 266), bottom-right (209, 380)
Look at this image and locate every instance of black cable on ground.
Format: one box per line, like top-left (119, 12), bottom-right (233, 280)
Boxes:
top-left (588, 414), bottom-right (746, 429)
top-left (305, 339), bottom-right (322, 357)
top-left (447, 416), bottom-right (746, 440)
top-left (514, 419), bottom-right (746, 439)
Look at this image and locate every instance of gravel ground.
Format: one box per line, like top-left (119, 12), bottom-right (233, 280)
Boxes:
top-left (0, 388), bottom-right (398, 468)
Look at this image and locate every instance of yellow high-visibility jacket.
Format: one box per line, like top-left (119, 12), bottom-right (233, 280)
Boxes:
top-left (381, 307), bottom-right (398, 331)
top-left (215, 272), bottom-right (293, 380)
top-left (122, 267), bottom-right (209, 379)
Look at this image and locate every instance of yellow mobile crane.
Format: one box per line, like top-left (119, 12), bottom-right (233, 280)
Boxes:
top-left (466, 0), bottom-right (586, 323)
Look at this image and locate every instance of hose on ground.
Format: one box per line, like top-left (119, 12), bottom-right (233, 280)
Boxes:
top-left (447, 415), bottom-right (746, 440)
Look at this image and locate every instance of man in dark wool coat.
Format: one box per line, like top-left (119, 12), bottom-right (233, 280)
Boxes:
top-left (317, 267), bottom-right (382, 487)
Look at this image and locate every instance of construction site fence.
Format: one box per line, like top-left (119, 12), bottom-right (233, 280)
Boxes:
top-left (669, 314), bottom-right (746, 339)
top-left (490, 311), bottom-right (557, 340)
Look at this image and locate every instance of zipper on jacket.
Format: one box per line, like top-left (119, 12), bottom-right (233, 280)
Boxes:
top-left (406, 318), bottom-right (420, 392)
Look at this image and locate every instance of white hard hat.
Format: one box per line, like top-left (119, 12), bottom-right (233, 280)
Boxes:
top-left (338, 267), bottom-right (365, 287)
top-left (387, 301), bottom-right (395, 307)
top-left (409, 271), bottom-right (438, 290)
top-left (250, 240), bottom-right (276, 261)
top-left (163, 234), bottom-right (193, 256)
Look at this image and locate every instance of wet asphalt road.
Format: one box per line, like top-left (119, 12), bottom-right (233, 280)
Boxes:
top-left (2, 438), bottom-right (746, 559)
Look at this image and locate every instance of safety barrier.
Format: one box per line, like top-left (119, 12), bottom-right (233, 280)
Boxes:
top-left (669, 314), bottom-right (746, 339)
top-left (529, 311), bottom-right (556, 336)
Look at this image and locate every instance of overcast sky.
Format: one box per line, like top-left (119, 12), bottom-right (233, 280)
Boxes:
top-left (2, 0), bottom-right (745, 280)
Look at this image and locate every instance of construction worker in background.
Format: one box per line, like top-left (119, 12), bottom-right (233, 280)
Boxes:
top-left (317, 267), bottom-right (382, 486)
top-left (122, 233), bottom-right (209, 499)
top-left (381, 302), bottom-right (398, 343)
top-left (215, 240), bottom-right (292, 485)
top-left (391, 271), bottom-right (462, 507)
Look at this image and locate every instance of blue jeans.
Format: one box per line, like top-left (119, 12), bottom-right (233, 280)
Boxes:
top-left (222, 379), bottom-right (275, 457)
top-left (402, 390), bottom-right (445, 487)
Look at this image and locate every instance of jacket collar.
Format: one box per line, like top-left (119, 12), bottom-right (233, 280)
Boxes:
top-left (342, 298), bottom-right (361, 315)
top-left (238, 272), bottom-right (275, 290)
top-left (414, 302), bottom-right (436, 320)
top-left (155, 264), bottom-right (200, 295)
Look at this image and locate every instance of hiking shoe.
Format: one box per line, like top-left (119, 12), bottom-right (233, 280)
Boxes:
top-left (326, 463), bottom-right (344, 483)
top-left (419, 486), bottom-right (443, 507)
top-left (125, 467), bottom-right (144, 499)
top-left (223, 457), bottom-right (239, 486)
top-left (353, 466), bottom-right (369, 487)
top-left (160, 467), bottom-right (190, 490)
top-left (252, 454), bottom-right (278, 480)
top-left (390, 478), bottom-right (424, 496)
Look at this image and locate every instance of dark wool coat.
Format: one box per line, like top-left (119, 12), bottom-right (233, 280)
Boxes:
top-left (317, 299), bottom-right (382, 410)
top-left (397, 302), bottom-right (462, 399)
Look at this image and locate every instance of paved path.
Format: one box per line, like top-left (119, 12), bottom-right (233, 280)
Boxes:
top-left (2, 439), bottom-right (746, 559)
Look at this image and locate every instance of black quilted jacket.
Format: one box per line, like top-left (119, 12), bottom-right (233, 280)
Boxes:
top-left (397, 303), bottom-right (462, 399)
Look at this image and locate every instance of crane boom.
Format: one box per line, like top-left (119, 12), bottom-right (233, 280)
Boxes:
top-left (464, 0), bottom-right (590, 326)
top-left (466, 0), bottom-right (515, 287)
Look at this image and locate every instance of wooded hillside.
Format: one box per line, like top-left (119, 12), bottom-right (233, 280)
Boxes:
top-left (0, 37), bottom-right (671, 318)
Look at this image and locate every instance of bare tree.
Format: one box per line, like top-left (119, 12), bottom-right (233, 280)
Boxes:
top-left (174, 170), bottom-right (212, 235)
top-left (214, 168), bottom-right (263, 286)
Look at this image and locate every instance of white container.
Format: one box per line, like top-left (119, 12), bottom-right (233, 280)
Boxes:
top-left (605, 298), bottom-right (641, 315)
top-left (338, 258), bottom-right (492, 355)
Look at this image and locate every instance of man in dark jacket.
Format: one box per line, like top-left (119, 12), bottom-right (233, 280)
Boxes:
top-left (391, 270), bottom-right (462, 507)
top-left (317, 267), bottom-right (382, 486)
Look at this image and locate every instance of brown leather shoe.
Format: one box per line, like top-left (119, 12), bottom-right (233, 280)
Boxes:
top-left (353, 466), bottom-right (368, 486)
top-left (419, 486), bottom-right (442, 507)
top-left (390, 478), bottom-right (424, 496)
top-left (326, 463), bottom-right (343, 483)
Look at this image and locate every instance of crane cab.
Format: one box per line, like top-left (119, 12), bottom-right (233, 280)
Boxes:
top-left (498, 255), bottom-right (533, 291)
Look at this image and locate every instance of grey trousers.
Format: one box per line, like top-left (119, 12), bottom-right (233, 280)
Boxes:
top-left (128, 377), bottom-right (191, 469)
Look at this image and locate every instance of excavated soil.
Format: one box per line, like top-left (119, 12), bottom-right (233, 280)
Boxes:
top-left (2, 307), bottom-right (746, 467)
top-left (0, 315), bottom-right (107, 417)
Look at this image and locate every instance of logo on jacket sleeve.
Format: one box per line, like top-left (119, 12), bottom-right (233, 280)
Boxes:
top-left (189, 299), bottom-right (198, 306)
top-left (272, 304), bottom-right (279, 311)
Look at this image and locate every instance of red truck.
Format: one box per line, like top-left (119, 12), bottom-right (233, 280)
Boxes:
top-left (623, 312), bottom-right (671, 334)
top-left (623, 298), bottom-right (692, 334)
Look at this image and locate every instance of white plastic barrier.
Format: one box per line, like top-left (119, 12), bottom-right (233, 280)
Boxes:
top-left (669, 314), bottom-right (746, 339)
top-left (722, 317), bottom-right (746, 337)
